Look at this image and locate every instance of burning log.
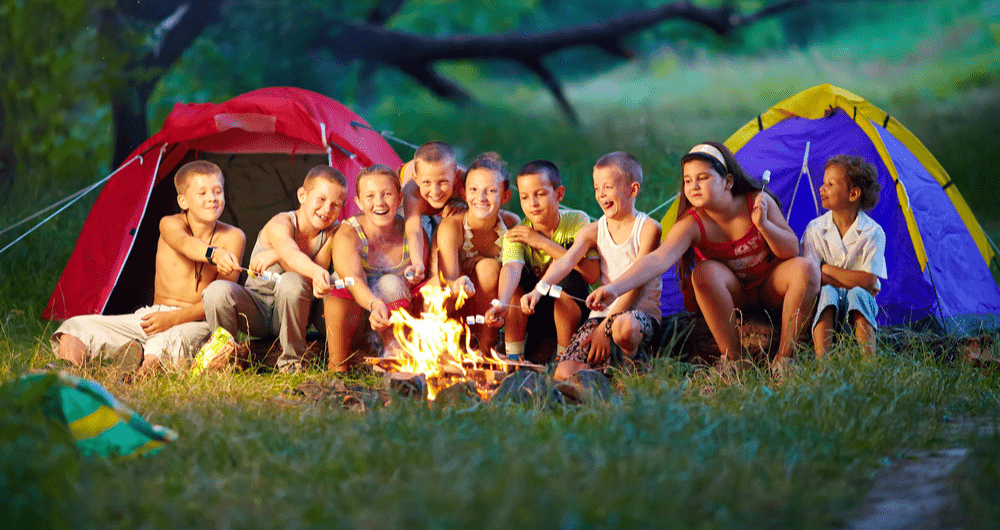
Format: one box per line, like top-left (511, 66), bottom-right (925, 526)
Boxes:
top-left (388, 372), bottom-right (428, 400)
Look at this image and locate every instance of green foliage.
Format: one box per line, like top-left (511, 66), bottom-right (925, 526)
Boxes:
top-left (0, 0), bottom-right (117, 189)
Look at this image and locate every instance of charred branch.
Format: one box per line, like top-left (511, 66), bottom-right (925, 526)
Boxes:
top-left (313, 0), bottom-right (807, 120)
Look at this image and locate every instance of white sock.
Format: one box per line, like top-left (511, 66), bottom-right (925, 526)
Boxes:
top-left (506, 340), bottom-right (525, 359)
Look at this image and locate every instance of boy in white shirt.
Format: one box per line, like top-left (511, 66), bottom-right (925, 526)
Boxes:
top-left (801, 155), bottom-right (887, 357)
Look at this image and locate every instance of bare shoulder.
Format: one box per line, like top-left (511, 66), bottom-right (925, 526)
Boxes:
top-left (159, 212), bottom-right (186, 232)
top-left (576, 220), bottom-right (599, 242)
top-left (216, 221), bottom-right (246, 247)
top-left (641, 216), bottom-right (662, 236)
top-left (500, 210), bottom-right (520, 228)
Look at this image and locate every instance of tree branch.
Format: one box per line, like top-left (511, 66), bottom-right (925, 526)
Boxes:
top-left (313, 0), bottom-right (807, 120)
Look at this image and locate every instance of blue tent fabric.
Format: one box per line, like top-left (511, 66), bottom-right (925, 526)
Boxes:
top-left (657, 97), bottom-right (1000, 330)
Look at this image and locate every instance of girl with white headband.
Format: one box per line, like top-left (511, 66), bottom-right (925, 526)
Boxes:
top-left (587, 141), bottom-right (819, 374)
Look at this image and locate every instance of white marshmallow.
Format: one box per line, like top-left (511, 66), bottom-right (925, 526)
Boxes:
top-left (491, 299), bottom-right (502, 308)
top-left (548, 285), bottom-right (563, 298)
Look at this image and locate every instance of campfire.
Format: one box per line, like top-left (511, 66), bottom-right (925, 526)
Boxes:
top-left (366, 283), bottom-right (522, 400)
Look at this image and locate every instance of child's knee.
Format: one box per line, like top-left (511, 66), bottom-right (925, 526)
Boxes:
top-left (203, 280), bottom-right (238, 307)
top-left (611, 314), bottom-right (642, 344)
top-left (691, 260), bottom-right (724, 290)
top-left (372, 274), bottom-right (410, 304)
top-left (474, 258), bottom-right (501, 289)
top-left (274, 272), bottom-right (310, 300)
top-left (790, 257), bottom-right (820, 287)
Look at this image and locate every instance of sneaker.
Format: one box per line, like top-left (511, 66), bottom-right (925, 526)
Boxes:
top-left (109, 340), bottom-right (144, 373)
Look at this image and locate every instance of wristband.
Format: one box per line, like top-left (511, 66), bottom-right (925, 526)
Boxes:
top-left (604, 312), bottom-right (624, 337)
top-left (535, 280), bottom-right (551, 296)
top-left (205, 246), bottom-right (216, 265)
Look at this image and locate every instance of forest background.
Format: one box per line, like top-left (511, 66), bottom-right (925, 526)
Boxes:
top-left (2, 0), bottom-right (998, 315)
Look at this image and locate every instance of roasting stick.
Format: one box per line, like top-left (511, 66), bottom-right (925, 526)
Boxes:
top-left (242, 267), bottom-right (282, 282)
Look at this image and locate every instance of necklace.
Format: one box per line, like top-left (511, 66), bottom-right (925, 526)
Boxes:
top-left (188, 211), bottom-right (218, 285)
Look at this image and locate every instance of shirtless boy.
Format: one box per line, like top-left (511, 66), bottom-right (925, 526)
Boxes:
top-left (52, 161), bottom-right (245, 376)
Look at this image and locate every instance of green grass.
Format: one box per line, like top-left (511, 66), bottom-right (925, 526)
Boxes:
top-left (2, 326), bottom-right (999, 529)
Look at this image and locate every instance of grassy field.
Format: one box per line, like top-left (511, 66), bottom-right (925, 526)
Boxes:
top-left (3, 1), bottom-right (1000, 528)
top-left (3, 330), bottom-right (999, 529)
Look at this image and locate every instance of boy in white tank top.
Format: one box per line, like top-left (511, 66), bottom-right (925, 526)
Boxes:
top-left (521, 152), bottom-right (662, 380)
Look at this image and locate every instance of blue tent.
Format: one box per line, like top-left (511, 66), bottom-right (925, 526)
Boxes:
top-left (659, 84), bottom-right (1000, 332)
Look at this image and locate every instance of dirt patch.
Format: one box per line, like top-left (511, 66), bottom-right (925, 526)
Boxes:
top-left (845, 448), bottom-right (967, 530)
top-left (843, 419), bottom-right (999, 530)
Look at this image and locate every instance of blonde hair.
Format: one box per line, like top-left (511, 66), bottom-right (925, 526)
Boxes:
top-left (303, 165), bottom-right (347, 191)
top-left (174, 160), bottom-right (223, 195)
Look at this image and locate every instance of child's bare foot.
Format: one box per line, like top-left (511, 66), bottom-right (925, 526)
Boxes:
top-left (132, 355), bottom-right (164, 382)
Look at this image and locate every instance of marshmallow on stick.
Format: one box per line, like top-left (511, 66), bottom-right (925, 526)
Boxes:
top-left (761, 170), bottom-right (771, 192)
top-left (465, 315), bottom-right (486, 325)
top-left (334, 277), bottom-right (356, 289)
top-left (245, 268), bottom-right (282, 283)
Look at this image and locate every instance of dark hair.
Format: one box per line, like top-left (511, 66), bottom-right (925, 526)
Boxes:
top-left (174, 160), bottom-right (223, 195)
top-left (826, 155), bottom-right (881, 210)
top-left (355, 164), bottom-right (401, 197)
top-left (413, 141), bottom-right (456, 173)
top-left (674, 141), bottom-right (780, 309)
top-left (594, 151), bottom-right (642, 184)
top-left (304, 165), bottom-right (347, 191)
top-left (517, 160), bottom-right (561, 189)
top-left (464, 152), bottom-right (510, 191)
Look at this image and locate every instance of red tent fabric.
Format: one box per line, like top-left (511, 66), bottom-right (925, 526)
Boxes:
top-left (45, 87), bottom-right (402, 321)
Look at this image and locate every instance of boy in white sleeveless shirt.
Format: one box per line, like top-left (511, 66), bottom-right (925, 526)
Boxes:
top-left (521, 152), bottom-right (662, 380)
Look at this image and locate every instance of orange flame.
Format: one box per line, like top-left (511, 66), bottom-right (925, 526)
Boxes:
top-left (388, 282), bottom-right (504, 399)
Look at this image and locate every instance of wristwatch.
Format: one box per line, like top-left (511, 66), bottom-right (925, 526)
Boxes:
top-left (205, 246), bottom-right (216, 264)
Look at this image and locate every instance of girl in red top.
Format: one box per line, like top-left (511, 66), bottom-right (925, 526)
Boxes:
top-left (588, 141), bottom-right (819, 372)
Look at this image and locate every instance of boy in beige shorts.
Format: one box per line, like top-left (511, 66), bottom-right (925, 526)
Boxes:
top-left (51, 161), bottom-right (246, 376)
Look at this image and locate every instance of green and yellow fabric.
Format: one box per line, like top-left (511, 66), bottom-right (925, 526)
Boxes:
top-left (16, 371), bottom-right (177, 458)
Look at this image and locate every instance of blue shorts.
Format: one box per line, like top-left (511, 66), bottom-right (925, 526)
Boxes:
top-left (813, 285), bottom-right (878, 332)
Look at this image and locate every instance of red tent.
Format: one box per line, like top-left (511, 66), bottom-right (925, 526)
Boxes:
top-left (44, 87), bottom-right (402, 321)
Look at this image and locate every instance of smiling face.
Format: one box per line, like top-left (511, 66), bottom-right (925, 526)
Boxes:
top-left (517, 172), bottom-right (563, 226)
top-left (682, 158), bottom-right (730, 209)
top-left (464, 168), bottom-right (509, 222)
top-left (177, 173), bottom-right (225, 223)
top-left (297, 179), bottom-right (346, 231)
top-left (592, 166), bottom-right (637, 220)
top-left (415, 159), bottom-right (457, 210)
top-left (820, 164), bottom-right (858, 212)
top-left (355, 172), bottom-right (403, 228)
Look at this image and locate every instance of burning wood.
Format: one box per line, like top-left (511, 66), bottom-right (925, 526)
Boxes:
top-left (371, 283), bottom-right (545, 400)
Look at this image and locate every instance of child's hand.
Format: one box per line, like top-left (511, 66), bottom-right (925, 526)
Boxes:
top-left (312, 271), bottom-right (332, 298)
top-left (369, 299), bottom-right (391, 330)
top-left (441, 200), bottom-right (467, 218)
top-left (405, 259), bottom-right (425, 284)
top-left (249, 250), bottom-right (279, 274)
top-left (505, 225), bottom-right (546, 249)
top-left (453, 276), bottom-right (476, 300)
top-left (140, 310), bottom-right (179, 335)
top-left (586, 285), bottom-right (618, 311)
top-left (214, 249), bottom-right (241, 277)
top-left (582, 326), bottom-right (611, 365)
top-left (520, 290), bottom-right (542, 315)
top-left (485, 305), bottom-right (506, 328)
top-left (751, 193), bottom-right (768, 228)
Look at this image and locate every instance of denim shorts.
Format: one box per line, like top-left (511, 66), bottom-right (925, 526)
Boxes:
top-left (813, 284), bottom-right (878, 331)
